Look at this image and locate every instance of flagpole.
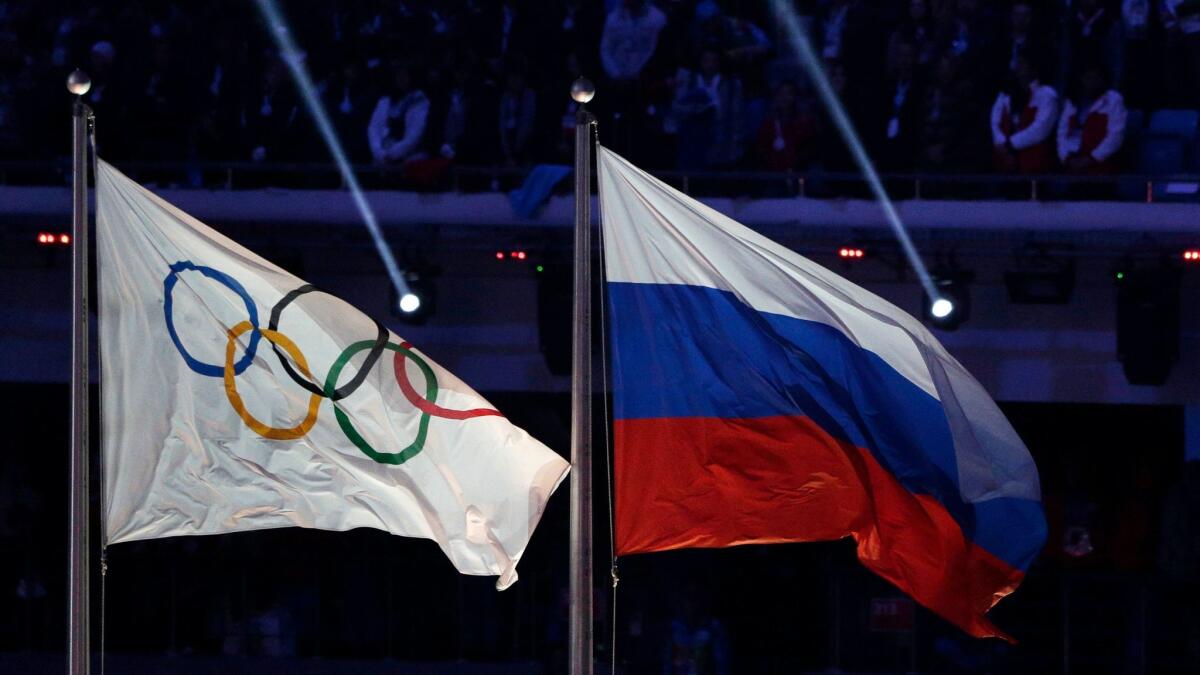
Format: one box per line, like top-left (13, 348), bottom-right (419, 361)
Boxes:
top-left (67, 68), bottom-right (93, 675)
top-left (569, 76), bottom-right (595, 675)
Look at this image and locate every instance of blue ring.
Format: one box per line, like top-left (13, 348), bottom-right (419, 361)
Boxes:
top-left (163, 260), bottom-right (260, 377)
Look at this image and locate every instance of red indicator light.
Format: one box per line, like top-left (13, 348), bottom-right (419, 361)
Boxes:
top-left (1184, 250), bottom-right (1199, 262)
top-left (839, 247), bottom-right (865, 259)
top-left (516, 251), bottom-right (527, 260)
top-left (495, 251), bottom-right (505, 260)
top-left (60, 234), bottom-right (70, 244)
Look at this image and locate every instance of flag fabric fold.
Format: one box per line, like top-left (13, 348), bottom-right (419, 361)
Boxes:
top-left (598, 146), bottom-right (1045, 639)
top-left (97, 159), bottom-right (568, 589)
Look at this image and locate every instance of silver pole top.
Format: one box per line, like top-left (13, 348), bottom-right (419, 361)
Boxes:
top-left (570, 77), bottom-right (595, 104)
top-left (66, 69), bottom-right (91, 96)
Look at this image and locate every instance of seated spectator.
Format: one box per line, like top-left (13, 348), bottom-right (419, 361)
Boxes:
top-left (367, 61), bottom-right (430, 165)
top-left (1057, 64), bottom-right (1126, 175)
top-left (498, 67), bottom-right (536, 167)
top-left (755, 80), bottom-right (817, 172)
top-left (671, 47), bottom-right (744, 170)
top-left (991, 55), bottom-right (1058, 174)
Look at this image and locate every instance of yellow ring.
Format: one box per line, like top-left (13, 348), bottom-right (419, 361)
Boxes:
top-left (223, 320), bottom-right (321, 440)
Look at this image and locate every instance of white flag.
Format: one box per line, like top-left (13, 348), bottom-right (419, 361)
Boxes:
top-left (97, 160), bottom-right (569, 588)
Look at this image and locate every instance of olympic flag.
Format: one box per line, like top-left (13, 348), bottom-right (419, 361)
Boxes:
top-left (96, 160), bottom-right (569, 588)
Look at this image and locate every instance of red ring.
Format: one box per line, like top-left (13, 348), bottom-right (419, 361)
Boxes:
top-left (394, 342), bottom-right (504, 420)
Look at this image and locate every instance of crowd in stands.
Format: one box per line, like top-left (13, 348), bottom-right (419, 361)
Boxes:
top-left (1, 0), bottom-right (1198, 180)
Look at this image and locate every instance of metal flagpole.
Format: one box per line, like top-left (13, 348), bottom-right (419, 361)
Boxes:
top-left (67, 68), bottom-right (93, 675)
top-left (569, 76), bottom-right (595, 675)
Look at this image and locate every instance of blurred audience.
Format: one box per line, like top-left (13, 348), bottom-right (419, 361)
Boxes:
top-left (0, 0), bottom-right (1198, 180)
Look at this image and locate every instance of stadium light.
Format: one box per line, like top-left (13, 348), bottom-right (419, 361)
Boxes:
top-left (922, 272), bottom-right (972, 331)
top-left (399, 293), bottom-right (421, 314)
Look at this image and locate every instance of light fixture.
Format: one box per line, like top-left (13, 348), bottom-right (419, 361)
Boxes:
top-left (922, 271), bottom-right (972, 331)
top-left (391, 269), bottom-right (438, 325)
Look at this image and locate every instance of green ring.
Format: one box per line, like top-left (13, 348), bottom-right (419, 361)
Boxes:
top-left (324, 340), bottom-right (438, 465)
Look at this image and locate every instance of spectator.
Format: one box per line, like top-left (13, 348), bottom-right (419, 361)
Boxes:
top-left (820, 0), bottom-right (854, 61)
top-left (755, 80), bottom-right (817, 171)
top-left (1162, 0), bottom-right (1200, 107)
top-left (367, 60), bottom-right (430, 165)
top-left (321, 56), bottom-right (376, 164)
top-left (133, 38), bottom-right (189, 163)
top-left (888, 0), bottom-right (939, 69)
top-left (1057, 64), bottom-right (1127, 174)
top-left (1000, 2), bottom-right (1047, 75)
top-left (937, 0), bottom-right (996, 75)
top-left (816, 59), bottom-right (856, 172)
top-left (874, 40), bottom-right (925, 170)
top-left (694, 2), bottom-right (772, 140)
top-left (84, 40), bottom-right (127, 156)
top-left (1118, 0), bottom-right (1153, 107)
top-left (663, 593), bottom-right (729, 675)
top-left (599, 0), bottom-right (667, 82)
top-left (991, 54), bottom-right (1059, 174)
top-left (1066, 0), bottom-right (1119, 82)
top-left (241, 54), bottom-right (300, 164)
top-left (498, 66), bottom-right (536, 166)
top-left (918, 52), bottom-right (986, 172)
top-left (671, 47), bottom-right (744, 170)
top-left (0, 30), bottom-right (35, 160)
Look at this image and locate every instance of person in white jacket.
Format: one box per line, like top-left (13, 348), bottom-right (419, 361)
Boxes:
top-left (991, 54), bottom-right (1059, 173)
top-left (367, 62), bottom-right (430, 165)
top-left (1057, 64), bottom-right (1126, 174)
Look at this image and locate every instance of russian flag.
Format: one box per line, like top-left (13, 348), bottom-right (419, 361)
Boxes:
top-left (598, 147), bottom-right (1046, 640)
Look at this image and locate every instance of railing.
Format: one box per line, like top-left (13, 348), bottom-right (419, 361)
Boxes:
top-left (1, 159), bottom-right (1198, 203)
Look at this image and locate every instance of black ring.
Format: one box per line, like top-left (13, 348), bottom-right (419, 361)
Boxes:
top-left (267, 284), bottom-right (389, 401)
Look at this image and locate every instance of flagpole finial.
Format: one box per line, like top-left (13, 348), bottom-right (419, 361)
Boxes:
top-left (66, 69), bottom-right (91, 97)
top-left (570, 77), bottom-right (595, 104)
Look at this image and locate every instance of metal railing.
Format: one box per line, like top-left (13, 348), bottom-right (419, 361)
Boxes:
top-left (1, 159), bottom-right (1198, 203)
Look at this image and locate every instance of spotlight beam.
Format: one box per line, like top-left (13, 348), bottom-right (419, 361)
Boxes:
top-left (767, 0), bottom-right (941, 304)
top-left (253, 0), bottom-right (412, 307)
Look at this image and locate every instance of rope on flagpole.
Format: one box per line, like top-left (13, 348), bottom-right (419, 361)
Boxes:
top-left (591, 118), bottom-right (620, 675)
top-left (86, 104), bottom-right (108, 675)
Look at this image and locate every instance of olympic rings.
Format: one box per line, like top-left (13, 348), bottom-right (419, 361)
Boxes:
top-left (325, 340), bottom-right (436, 465)
top-left (164, 260), bottom-right (261, 377)
top-left (162, 259), bottom-right (504, 464)
top-left (268, 284), bottom-right (389, 401)
top-left (394, 342), bottom-right (503, 420)
top-left (223, 321), bottom-right (321, 440)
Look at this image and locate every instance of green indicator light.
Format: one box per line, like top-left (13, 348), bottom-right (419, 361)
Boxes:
top-left (536, 265), bottom-right (544, 273)
top-left (1116, 272), bottom-right (1124, 280)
